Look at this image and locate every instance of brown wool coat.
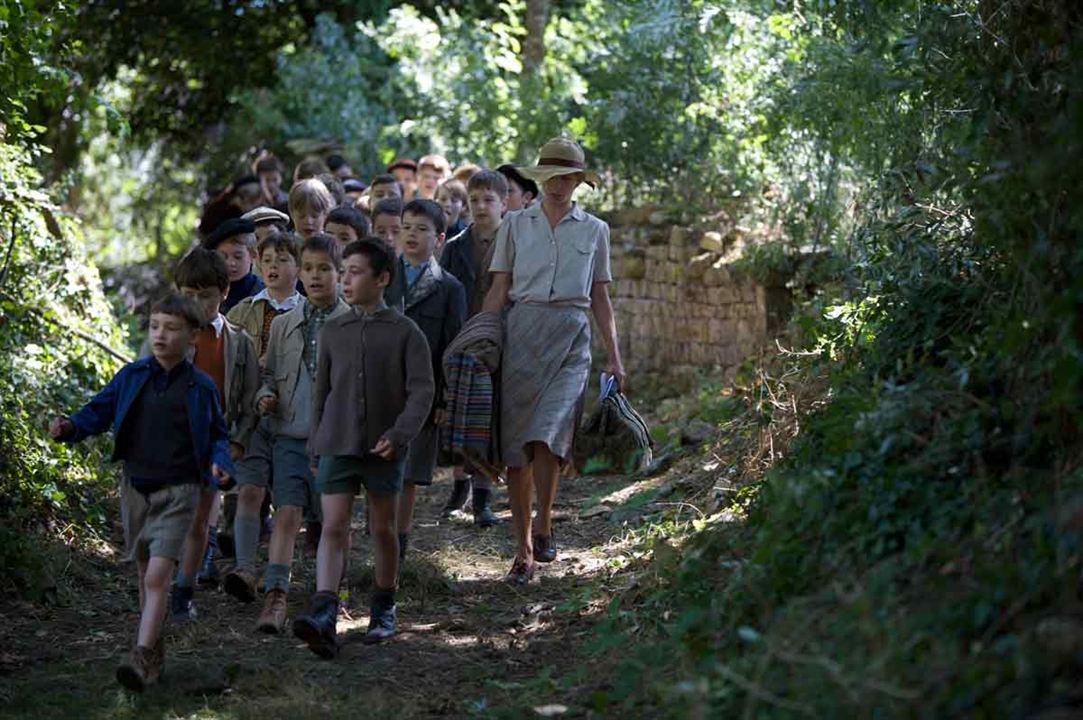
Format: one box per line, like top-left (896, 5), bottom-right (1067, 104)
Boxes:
top-left (309, 307), bottom-right (434, 460)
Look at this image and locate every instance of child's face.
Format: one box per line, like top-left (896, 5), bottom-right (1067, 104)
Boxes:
top-left (216, 239), bottom-right (254, 283)
top-left (233, 182), bottom-right (262, 213)
top-left (179, 285), bottom-right (227, 325)
top-left (418, 167), bottom-right (443, 198)
top-left (259, 246), bottom-right (299, 294)
top-left (149, 312), bottom-right (196, 364)
top-left (341, 253), bottom-right (388, 307)
top-left (373, 214), bottom-right (403, 255)
top-left (291, 205), bottom-right (328, 240)
top-left (300, 249), bottom-right (339, 308)
top-left (506, 179), bottom-right (534, 212)
top-left (436, 186), bottom-right (463, 226)
top-left (390, 168), bottom-right (415, 187)
top-left (260, 170), bottom-right (283, 198)
top-left (370, 182), bottom-right (402, 204)
top-left (324, 221), bottom-right (358, 249)
top-left (401, 211), bottom-right (442, 264)
top-left (469, 188), bottom-right (507, 232)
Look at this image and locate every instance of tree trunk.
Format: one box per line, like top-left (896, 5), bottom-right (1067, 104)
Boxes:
top-left (523, 0), bottom-right (548, 76)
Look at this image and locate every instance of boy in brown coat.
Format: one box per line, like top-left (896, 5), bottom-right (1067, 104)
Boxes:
top-left (292, 237), bottom-right (434, 658)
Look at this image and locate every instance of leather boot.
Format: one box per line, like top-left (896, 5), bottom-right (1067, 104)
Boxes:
top-left (472, 487), bottom-right (499, 528)
top-left (362, 588), bottom-right (397, 644)
top-left (440, 478), bottom-right (471, 519)
top-left (292, 590), bottom-right (339, 659)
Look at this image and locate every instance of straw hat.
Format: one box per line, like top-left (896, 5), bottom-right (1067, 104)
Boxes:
top-left (517, 137), bottom-right (601, 189)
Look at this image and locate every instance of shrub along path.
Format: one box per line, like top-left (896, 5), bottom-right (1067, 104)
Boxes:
top-left (0, 468), bottom-right (651, 719)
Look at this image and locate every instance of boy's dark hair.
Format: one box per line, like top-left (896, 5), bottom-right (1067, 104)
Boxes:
top-left (316, 172), bottom-right (346, 207)
top-left (468, 169), bottom-right (509, 197)
top-left (372, 198), bottom-right (404, 220)
top-left (301, 233), bottom-right (343, 271)
top-left (151, 293), bottom-right (205, 329)
top-left (403, 198), bottom-right (447, 236)
top-left (497, 164), bottom-right (539, 198)
top-left (370, 174), bottom-right (403, 195)
top-left (326, 154), bottom-right (349, 172)
top-left (257, 230), bottom-right (302, 263)
top-left (343, 237), bottom-right (396, 285)
top-left (295, 156), bottom-right (330, 181)
top-left (254, 155), bottom-right (284, 175)
top-left (175, 247), bottom-right (229, 292)
top-left (327, 205), bottom-right (371, 238)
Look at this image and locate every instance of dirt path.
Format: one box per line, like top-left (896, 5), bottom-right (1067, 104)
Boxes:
top-left (0, 470), bottom-right (636, 719)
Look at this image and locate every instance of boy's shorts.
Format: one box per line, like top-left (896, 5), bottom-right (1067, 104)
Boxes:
top-left (272, 436), bottom-right (319, 516)
top-left (316, 454), bottom-right (406, 497)
top-left (235, 419), bottom-right (274, 489)
top-left (120, 478), bottom-right (201, 563)
top-left (404, 422), bottom-right (437, 487)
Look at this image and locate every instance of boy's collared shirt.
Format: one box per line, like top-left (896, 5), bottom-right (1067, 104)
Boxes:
top-left (403, 259), bottom-right (429, 289)
top-left (302, 301), bottom-right (338, 378)
top-left (251, 288), bottom-right (302, 312)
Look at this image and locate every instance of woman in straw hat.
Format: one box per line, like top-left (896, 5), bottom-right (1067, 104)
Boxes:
top-left (483, 136), bottom-right (625, 584)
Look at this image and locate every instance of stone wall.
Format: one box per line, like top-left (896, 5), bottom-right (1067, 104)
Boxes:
top-left (595, 207), bottom-right (790, 393)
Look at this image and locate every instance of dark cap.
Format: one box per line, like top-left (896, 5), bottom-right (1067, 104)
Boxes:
top-left (343, 178), bottom-right (368, 193)
top-left (386, 157), bottom-right (418, 173)
top-left (204, 218), bottom-right (257, 249)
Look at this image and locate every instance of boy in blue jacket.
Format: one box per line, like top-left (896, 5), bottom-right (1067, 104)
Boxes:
top-left (49, 294), bottom-right (233, 692)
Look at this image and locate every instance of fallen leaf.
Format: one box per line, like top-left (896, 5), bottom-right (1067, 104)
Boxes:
top-left (534, 704), bottom-right (569, 716)
top-left (579, 504), bottom-right (612, 519)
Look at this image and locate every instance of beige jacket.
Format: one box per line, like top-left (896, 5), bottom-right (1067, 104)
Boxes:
top-left (255, 297), bottom-right (350, 438)
top-left (226, 291), bottom-right (301, 358)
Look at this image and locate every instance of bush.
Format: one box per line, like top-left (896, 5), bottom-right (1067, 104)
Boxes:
top-left (0, 140), bottom-right (127, 594)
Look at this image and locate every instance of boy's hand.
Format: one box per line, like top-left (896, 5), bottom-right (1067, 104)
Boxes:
top-left (371, 437), bottom-right (395, 460)
top-left (49, 416), bottom-right (73, 439)
top-left (212, 463), bottom-right (233, 490)
top-left (229, 442), bottom-right (245, 461)
top-left (434, 408), bottom-right (448, 426)
top-left (258, 394), bottom-right (278, 415)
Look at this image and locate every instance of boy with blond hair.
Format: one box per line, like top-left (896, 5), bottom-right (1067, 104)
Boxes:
top-left (289, 178), bottom-right (335, 241)
top-left (50, 294), bottom-right (233, 690)
top-left (416, 154), bottom-right (450, 200)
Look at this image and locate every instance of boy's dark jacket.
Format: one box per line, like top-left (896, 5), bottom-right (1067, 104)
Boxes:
top-left (439, 226), bottom-right (481, 311)
top-left (62, 357), bottom-right (235, 487)
top-left (384, 258), bottom-right (466, 414)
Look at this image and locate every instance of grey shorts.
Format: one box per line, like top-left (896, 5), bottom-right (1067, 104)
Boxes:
top-left (272, 436), bottom-right (319, 515)
top-left (316, 454), bottom-right (405, 497)
top-left (404, 422), bottom-right (437, 487)
top-left (120, 480), bottom-right (201, 563)
top-left (236, 418), bottom-right (274, 489)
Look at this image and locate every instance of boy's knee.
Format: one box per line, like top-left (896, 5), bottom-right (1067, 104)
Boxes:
top-left (321, 518), bottom-right (349, 545)
top-left (238, 485), bottom-right (263, 508)
top-left (276, 505), bottom-right (303, 531)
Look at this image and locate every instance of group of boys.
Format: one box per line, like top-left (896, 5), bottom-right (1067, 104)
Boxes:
top-left (51, 151), bottom-right (541, 691)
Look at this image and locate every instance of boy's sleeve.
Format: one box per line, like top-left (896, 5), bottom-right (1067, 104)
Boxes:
top-left (254, 319), bottom-right (280, 408)
top-left (384, 325), bottom-right (435, 453)
top-left (436, 280), bottom-right (467, 409)
top-left (65, 370), bottom-right (124, 443)
top-left (308, 325), bottom-right (332, 456)
top-left (233, 332), bottom-right (260, 449)
top-left (208, 391), bottom-right (236, 482)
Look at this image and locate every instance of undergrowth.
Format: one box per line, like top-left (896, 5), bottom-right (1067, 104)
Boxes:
top-left (0, 141), bottom-right (127, 596)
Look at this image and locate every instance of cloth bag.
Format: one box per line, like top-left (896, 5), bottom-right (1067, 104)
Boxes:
top-left (577, 373), bottom-right (654, 473)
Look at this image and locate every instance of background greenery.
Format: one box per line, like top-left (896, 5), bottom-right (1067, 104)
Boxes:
top-left (2, 0), bottom-right (1081, 715)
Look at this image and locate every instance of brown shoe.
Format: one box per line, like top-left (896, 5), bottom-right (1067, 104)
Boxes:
top-left (223, 567), bottom-right (258, 603)
top-left (257, 588), bottom-right (288, 634)
top-left (115, 643), bottom-right (162, 692)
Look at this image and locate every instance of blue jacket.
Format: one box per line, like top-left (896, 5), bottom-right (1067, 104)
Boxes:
top-left (63, 357), bottom-right (235, 488)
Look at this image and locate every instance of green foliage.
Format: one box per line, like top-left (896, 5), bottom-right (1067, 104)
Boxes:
top-left (0, 139), bottom-right (126, 593)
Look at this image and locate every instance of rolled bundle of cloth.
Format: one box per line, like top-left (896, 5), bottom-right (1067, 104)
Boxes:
top-left (441, 311), bottom-right (504, 482)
